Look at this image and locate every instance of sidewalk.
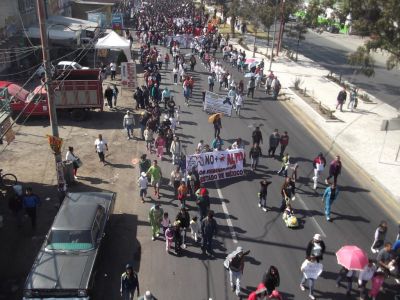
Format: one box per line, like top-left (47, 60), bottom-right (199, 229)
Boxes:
top-left (224, 34), bottom-right (400, 203)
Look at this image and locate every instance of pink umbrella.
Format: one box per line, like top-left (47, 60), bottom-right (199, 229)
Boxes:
top-left (336, 245), bottom-right (368, 270)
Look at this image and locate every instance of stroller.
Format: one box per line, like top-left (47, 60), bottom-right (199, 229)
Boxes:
top-left (282, 204), bottom-right (299, 228)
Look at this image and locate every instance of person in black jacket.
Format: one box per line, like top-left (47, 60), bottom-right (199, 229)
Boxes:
top-left (305, 234), bottom-right (326, 262)
top-left (262, 265), bottom-right (280, 295)
top-left (176, 207), bottom-right (190, 249)
top-left (252, 126), bottom-right (263, 145)
top-left (249, 143), bottom-right (262, 171)
top-left (120, 264), bottom-right (140, 299)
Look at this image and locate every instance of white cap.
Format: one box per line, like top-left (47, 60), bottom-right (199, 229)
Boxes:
top-left (313, 234), bottom-right (322, 241)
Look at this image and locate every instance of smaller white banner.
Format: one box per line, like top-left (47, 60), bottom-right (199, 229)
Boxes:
top-left (203, 91), bottom-right (232, 116)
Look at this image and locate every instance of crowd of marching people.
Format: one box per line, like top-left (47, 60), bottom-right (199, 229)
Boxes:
top-left (112, 0), bottom-right (400, 299)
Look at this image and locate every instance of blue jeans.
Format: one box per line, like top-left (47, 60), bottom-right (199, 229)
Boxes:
top-left (325, 198), bottom-right (333, 219)
top-left (202, 235), bottom-right (213, 253)
top-left (301, 275), bottom-right (314, 296)
top-left (125, 124), bottom-right (133, 138)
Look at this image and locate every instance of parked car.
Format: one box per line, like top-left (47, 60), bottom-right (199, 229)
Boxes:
top-left (56, 61), bottom-right (89, 71)
top-left (23, 192), bottom-right (115, 300)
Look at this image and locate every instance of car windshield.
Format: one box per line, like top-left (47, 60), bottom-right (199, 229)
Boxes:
top-left (46, 230), bottom-right (93, 251)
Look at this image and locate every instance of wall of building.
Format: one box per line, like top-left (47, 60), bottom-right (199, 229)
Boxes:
top-left (71, 2), bottom-right (112, 25)
top-left (47, 0), bottom-right (72, 17)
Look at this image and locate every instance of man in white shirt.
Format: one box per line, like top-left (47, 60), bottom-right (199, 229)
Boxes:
top-left (123, 111), bottom-right (135, 140)
top-left (137, 172), bottom-right (149, 203)
top-left (94, 134), bottom-right (108, 165)
top-left (235, 93), bottom-right (244, 116)
top-left (110, 62), bottom-right (117, 80)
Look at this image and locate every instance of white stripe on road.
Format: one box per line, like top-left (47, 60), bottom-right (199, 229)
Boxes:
top-left (296, 193), bottom-right (327, 238)
top-left (216, 184), bottom-right (238, 244)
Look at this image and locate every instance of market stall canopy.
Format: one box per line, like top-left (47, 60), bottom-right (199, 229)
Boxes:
top-left (95, 31), bottom-right (132, 61)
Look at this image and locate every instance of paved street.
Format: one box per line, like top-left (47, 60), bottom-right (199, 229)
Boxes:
top-left (1, 18), bottom-right (399, 300)
top-left (91, 45), bottom-right (399, 299)
top-left (283, 29), bottom-right (400, 109)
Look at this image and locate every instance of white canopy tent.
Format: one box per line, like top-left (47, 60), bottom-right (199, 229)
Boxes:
top-left (95, 31), bottom-right (132, 62)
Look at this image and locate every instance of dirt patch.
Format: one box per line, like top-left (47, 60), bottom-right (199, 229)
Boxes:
top-left (290, 87), bottom-right (339, 121)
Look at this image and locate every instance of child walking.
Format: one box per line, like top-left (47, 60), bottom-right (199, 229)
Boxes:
top-left (165, 224), bottom-right (174, 252)
top-left (161, 212), bottom-right (170, 235)
top-left (190, 216), bottom-right (200, 243)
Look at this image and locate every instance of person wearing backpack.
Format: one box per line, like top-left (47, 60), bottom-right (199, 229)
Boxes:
top-left (224, 246), bottom-right (250, 296)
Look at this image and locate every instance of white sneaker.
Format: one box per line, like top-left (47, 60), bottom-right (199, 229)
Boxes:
top-left (182, 243), bottom-right (187, 249)
top-left (258, 203), bottom-right (261, 208)
top-left (309, 295), bottom-right (315, 300)
top-left (262, 207), bottom-right (267, 212)
top-left (300, 284), bottom-right (305, 291)
top-left (291, 196), bottom-right (296, 201)
top-left (152, 236), bottom-right (155, 241)
top-left (324, 179), bottom-right (329, 184)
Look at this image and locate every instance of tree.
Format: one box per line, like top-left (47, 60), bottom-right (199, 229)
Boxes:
top-left (348, 46), bottom-right (375, 77)
top-left (349, 0), bottom-right (400, 71)
top-left (287, 21), bottom-right (308, 61)
top-left (304, 0), bottom-right (325, 27)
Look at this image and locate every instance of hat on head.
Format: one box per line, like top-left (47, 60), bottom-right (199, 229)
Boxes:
top-left (141, 172), bottom-right (147, 177)
top-left (236, 246), bottom-right (243, 252)
top-left (313, 234), bottom-right (322, 241)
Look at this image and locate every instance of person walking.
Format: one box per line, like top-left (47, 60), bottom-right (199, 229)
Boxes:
top-left (249, 143), bottom-right (262, 171)
top-left (247, 76), bottom-right (255, 99)
top-left (161, 87), bottom-right (171, 110)
top-left (94, 134), bottom-right (108, 165)
top-left (312, 153), bottom-right (326, 190)
top-left (146, 160), bottom-right (162, 199)
top-left (258, 180), bottom-right (271, 211)
top-left (335, 266), bottom-right (354, 296)
top-left (170, 166), bottom-right (183, 197)
top-left (322, 183), bottom-right (339, 221)
top-left (208, 73), bottom-right (215, 92)
top-left (196, 187), bottom-right (210, 221)
top-left (144, 126), bottom-right (154, 153)
top-left (65, 146), bottom-right (80, 179)
top-left (139, 154), bottom-right (151, 175)
top-left (170, 136), bottom-right (181, 165)
top-left (262, 266), bottom-right (280, 296)
top-left (113, 84), bottom-right (119, 106)
top-left (175, 207), bottom-right (190, 248)
top-left (252, 126), bottom-right (263, 145)
top-left (347, 88), bottom-right (358, 112)
top-left (148, 204), bottom-right (163, 241)
top-left (306, 234), bottom-right (326, 262)
top-left (154, 133), bottom-right (165, 160)
top-left (358, 259), bottom-right (376, 300)
top-left (110, 62), bottom-right (117, 80)
top-left (299, 256), bottom-right (323, 300)
top-left (137, 172), bottom-right (148, 203)
top-left (120, 264), bottom-right (140, 300)
top-left (271, 76), bottom-right (281, 101)
top-left (277, 153), bottom-right (290, 177)
top-left (213, 114), bottom-right (222, 138)
top-left (224, 246), bottom-right (250, 296)
top-left (279, 131), bottom-right (289, 158)
top-left (280, 177), bottom-right (296, 211)
top-left (235, 93), bottom-right (244, 116)
top-left (371, 221), bottom-right (388, 254)
top-left (268, 129), bottom-right (280, 158)
top-left (22, 187), bottom-right (41, 230)
top-left (336, 87), bottom-right (347, 112)
top-left (123, 111), bottom-right (135, 140)
top-left (201, 210), bottom-right (218, 255)
top-left (325, 155), bottom-right (342, 185)
top-left (104, 85), bottom-right (114, 109)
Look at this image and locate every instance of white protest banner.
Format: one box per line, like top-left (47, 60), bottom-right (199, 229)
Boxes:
top-left (203, 91), bottom-right (233, 116)
top-left (186, 149), bottom-right (245, 183)
top-left (302, 262), bottom-right (323, 280)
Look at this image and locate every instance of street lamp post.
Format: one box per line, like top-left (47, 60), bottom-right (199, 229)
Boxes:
top-left (36, 0), bottom-right (66, 189)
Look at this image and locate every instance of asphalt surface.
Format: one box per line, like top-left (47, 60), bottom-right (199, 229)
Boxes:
top-left (282, 29), bottom-right (400, 110)
top-left (94, 46), bottom-right (399, 300)
top-left (3, 44), bottom-right (398, 300)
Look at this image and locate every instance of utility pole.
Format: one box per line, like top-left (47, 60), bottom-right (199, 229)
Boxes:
top-left (36, 0), bottom-right (66, 190)
top-left (268, 1), bottom-right (279, 71)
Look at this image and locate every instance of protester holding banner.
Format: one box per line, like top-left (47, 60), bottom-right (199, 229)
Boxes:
top-left (300, 256), bottom-right (323, 300)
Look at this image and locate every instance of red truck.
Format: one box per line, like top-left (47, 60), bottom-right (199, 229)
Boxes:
top-left (8, 69), bottom-right (104, 121)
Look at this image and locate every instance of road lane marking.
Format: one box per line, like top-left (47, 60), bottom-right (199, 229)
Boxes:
top-left (296, 193), bottom-right (327, 238)
top-left (216, 183), bottom-right (238, 244)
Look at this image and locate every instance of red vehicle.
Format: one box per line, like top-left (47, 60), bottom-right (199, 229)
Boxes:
top-left (0, 81), bottom-right (30, 103)
top-left (9, 69), bottom-right (104, 121)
